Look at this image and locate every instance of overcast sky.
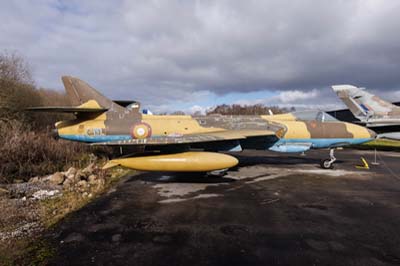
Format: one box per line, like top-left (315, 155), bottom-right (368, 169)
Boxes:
top-left (1, 0), bottom-right (400, 113)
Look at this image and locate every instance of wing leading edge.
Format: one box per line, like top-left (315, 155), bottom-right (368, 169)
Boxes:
top-left (92, 129), bottom-right (277, 146)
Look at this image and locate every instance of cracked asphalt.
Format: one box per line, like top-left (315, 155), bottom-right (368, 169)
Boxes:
top-left (46, 149), bottom-right (400, 266)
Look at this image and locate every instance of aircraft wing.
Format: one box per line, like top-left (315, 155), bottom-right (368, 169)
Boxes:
top-left (26, 106), bottom-right (108, 113)
top-left (92, 129), bottom-right (278, 146)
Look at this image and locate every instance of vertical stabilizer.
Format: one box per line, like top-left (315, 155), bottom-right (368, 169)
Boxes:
top-left (332, 85), bottom-right (400, 119)
top-left (62, 76), bottom-right (115, 109)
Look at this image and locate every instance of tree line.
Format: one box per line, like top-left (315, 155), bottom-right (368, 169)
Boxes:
top-left (0, 52), bottom-right (84, 182)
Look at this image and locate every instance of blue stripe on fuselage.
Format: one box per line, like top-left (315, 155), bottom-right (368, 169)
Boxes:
top-left (59, 134), bottom-right (132, 143)
top-left (60, 134), bottom-right (374, 149)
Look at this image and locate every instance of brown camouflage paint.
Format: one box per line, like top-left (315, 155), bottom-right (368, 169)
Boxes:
top-left (304, 121), bottom-right (353, 138)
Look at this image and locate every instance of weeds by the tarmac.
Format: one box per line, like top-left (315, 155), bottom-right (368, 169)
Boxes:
top-left (0, 166), bottom-right (132, 265)
top-left (356, 139), bottom-right (400, 151)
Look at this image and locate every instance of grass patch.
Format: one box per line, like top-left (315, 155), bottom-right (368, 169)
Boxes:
top-left (0, 239), bottom-right (55, 266)
top-left (40, 167), bottom-right (132, 228)
top-left (353, 139), bottom-right (400, 151)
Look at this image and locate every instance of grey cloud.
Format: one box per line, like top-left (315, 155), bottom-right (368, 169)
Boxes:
top-left (1, 0), bottom-right (400, 109)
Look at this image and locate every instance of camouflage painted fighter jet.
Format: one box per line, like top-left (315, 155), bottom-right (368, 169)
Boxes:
top-left (332, 85), bottom-right (400, 140)
top-left (30, 77), bottom-right (376, 172)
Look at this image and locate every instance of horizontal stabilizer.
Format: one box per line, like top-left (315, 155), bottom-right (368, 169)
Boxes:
top-left (26, 100), bottom-right (108, 113)
top-left (26, 106), bottom-right (108, 113)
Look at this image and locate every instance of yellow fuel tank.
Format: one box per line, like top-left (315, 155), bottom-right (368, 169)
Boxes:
top-left (104, 152), bottom-right (239, 172)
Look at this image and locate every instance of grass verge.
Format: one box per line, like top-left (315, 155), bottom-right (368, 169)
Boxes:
top-left (353, 139), bottom-right (400, 151)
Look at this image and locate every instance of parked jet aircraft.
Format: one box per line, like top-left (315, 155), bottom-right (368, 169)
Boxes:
top-left (30, 77), bottom-right (376, 172)
top-left (332, 85), bottom-right (400, 140)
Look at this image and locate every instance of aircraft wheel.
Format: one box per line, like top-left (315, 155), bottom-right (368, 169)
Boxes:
top-left (320, 159), bottom-right (334, 169)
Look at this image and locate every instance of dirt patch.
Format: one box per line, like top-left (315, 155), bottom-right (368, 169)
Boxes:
top-left (0, 162), bottom-right (130, 264)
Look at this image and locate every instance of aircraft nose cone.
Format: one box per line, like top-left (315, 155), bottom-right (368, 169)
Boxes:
top-left (368, 129), bottom-right (377, 139)
top-left (51, 128), bottom-right (59, 140)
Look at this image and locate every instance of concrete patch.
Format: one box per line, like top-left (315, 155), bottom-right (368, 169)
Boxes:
top-left (150, 152), bottom-right (375, 204)
top-left (296, 169), bottom-right (367, 177)
top-left (153, 183), bottom-right (224, 198)
top-left (230, 165), bottom-right (371, 183)
top-left (158, 193), bottom-right (222, 204)
top-left (226, 165), bottom-right (271, 180)
top-left (246, 173), bottom-right (289, 184)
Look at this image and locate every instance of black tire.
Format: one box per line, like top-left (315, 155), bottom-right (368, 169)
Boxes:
top-left (320, 159), bottom-right (334, 169)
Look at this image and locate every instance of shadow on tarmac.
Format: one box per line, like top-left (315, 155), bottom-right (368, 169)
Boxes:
top-left (126, 172), bottom-right (237, 184)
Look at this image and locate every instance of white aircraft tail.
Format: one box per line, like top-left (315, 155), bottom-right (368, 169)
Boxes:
top-left (332, 85), bottom-right (400, 120)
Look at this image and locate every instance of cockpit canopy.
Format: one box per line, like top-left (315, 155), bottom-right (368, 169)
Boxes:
top-left (292, 111), bottom-right (338, 122)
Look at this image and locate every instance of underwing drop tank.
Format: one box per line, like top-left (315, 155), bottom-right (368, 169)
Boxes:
top-left (103, 152), bottom-right (239, 172)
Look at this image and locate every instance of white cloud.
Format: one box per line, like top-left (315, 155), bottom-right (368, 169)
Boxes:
top-left (188, 105), bottom-right (210, 115)
top-left (277, 89), bottom-right (318, 103)
top-left (233, 89), bottom-right (338, 110)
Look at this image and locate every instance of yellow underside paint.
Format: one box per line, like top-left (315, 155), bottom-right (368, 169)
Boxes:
top-left (104, 152), bottom-right (239, 172)
top-left (277, 121), bottom-right (311, 139)
top-left (261, 113), bottom-right (296, 122)
top-left (142, 115), bottom-right (224, 136)
top-left (57, 113), bottom-right (106, 135)
top-left (345, 122), bottom-right (371, 138)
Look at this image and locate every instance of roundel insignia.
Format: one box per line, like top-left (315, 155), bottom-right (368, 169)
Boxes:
top-left (131, 122), bottom-right (152, 139)
top-left (310, 120), bottom-right (317, 129)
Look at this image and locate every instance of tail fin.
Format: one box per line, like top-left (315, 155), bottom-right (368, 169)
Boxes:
top-left (62, 76), bottom-right (115, 109)
top-left (332, 85), bottom-right (400, 119)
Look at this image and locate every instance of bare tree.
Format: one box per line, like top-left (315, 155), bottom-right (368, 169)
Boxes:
top-left (0, 51), bottom-right (68, 128)
top-left (170, 111), bottom-right (186, 115)
top-left (0, 51), bottom-right (33, 84)
top-left (207, 104), bottom-right (290, 115)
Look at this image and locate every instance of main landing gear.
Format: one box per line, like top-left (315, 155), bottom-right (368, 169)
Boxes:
top-left (320, 148), bottom-right (336, 169)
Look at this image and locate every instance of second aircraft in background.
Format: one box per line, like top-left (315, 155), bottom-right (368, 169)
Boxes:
top-left (332, 85), bottom-right (400, 140)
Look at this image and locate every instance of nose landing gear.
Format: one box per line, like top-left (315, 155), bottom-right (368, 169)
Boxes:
top-left (320, 148), bottom-right (336, 169)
